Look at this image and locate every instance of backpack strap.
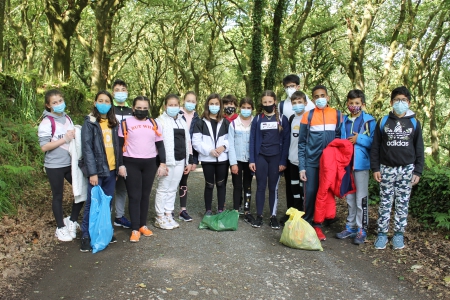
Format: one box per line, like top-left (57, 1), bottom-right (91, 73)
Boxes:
top-left (231, 119), bottom-right (236, 129)
top-left (148, 118), bottom-right (162, 137)
top-left (306, 110), bottom-right (315, 143)
top-left (121, 119), bottom-right (129, 153)
top-left (46, 116), bottom-right (56, 137)
top-left (288, 114), bottom-right (295, 124)
top-left (279, 100), bottom-right (285, 116)
top-left (410, 117), bottom-right (417, 130)
top-left (379, 115), bottom-right (389, 135)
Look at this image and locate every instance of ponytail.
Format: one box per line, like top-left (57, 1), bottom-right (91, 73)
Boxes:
top-left (274, 105), bottom-right (283, 132)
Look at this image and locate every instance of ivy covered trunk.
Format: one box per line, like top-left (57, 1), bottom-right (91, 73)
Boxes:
top-left (0, 0), bottom-right (5, 72)
top-left (250, 0), bottom-right (264, 105)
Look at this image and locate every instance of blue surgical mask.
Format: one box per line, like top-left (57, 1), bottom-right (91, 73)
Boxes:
top-left (114, 92), bottom-right (128, 103)
top-left (292, 103), bottom-right (305, 114)
top-left (209, 105), bottom-right (220, 114)
top-left (315, 98), bottom-right (327, 109)
top-left (393, 101), bottom-right (409, 115)
top-left (96, 103), bottom-right (111, 114)
top-left (240, 109), bottom-right (252, 118)
top-left (52, 102), bottom-right (66, 113)
top-left (167, 106), bottom-right (180, 117)
top-left (184, 102), bottom-right (196, 112)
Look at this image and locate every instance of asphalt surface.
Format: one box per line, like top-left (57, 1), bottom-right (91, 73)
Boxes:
top-left (21, 170), bottom-right (421, 300)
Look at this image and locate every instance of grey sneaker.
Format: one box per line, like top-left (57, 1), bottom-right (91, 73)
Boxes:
top-left (352, 228), bottom-right (367, 245)
top-left (392, 234), bottom-right (405, 250)
top-left (374, 234), bottom-right (388, 249)
top-left (336, 225), bottom-right (358, 239)
top-left (154, 217), bottom-right (174, 230)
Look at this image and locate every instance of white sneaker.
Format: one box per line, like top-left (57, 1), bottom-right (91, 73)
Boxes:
top-left (63, 216), bottom-right (79, 239)
top-left (165, 215), bottom-right (179, 229)
top-left (154, 216), bottom-right (174, 230)
top-left (55, 226), bottom-right (73, 242)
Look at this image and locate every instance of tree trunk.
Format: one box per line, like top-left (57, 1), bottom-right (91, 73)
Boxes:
top-left (0, 0), bottom-right (5, 72)
top-left (91, 0), bottom-right (122, 92)
top-left (264, 0), bottom-right (287, 90)
top-left (250, 0), bottom-right (264, 105)
top-left (44, 0), bottom-right (89, 81)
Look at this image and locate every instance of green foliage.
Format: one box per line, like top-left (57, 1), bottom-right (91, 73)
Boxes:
top-left (433, 210), bottom-right (450, 231)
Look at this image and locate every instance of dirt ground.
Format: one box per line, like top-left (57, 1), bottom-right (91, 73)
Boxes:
top-left (1, 170), bottom-right (449, 299)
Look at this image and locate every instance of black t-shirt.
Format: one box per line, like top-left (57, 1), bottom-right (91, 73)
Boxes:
top-left (174, 128), bottom-right (186, 161)
top-left (260, 115), bottom-right (280, 156)
top-left (210, 119), bottom-right (218, 143)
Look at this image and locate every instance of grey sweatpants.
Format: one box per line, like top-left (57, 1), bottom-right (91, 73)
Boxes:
top-left (114, 176), bottom-right (127, 218)
top-left (345, 170), bottom-right (369, 230)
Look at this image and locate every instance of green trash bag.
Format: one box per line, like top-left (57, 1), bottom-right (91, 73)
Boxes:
top-left (198, 209), bottom-right (239, 231)
top-left (280, 208), bottom-right (323, 251)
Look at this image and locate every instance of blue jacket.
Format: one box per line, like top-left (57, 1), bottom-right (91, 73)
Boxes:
top-left (249, 114), bottom-right (290, 166)
top-left (228, 116), bottom-right (253, 165)
top-left (340, 111), bottom-right (375, 171)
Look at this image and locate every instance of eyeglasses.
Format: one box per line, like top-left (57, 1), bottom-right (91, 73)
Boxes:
top-left (393, 98), bottom-right (409, 104)
top-left (285, 85), bottom-right (297, 89)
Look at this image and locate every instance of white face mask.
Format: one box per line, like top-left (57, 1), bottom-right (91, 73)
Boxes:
top-left (285, 87), bottom-right (296, 98)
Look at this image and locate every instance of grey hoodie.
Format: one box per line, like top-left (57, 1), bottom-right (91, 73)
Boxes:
top-left (38, 110), bottom-right (73, 168)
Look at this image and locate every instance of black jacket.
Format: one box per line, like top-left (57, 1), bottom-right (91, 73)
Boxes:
top-left (370, 110), bottom-right (424, 176)
top-left (82, 114), bottom-right (121, 177)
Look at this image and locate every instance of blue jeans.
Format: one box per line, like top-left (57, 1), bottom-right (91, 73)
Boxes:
top-left (303, 166), bottom-right (319, 226)
top-left (81, 170), bottom-right (116, 238)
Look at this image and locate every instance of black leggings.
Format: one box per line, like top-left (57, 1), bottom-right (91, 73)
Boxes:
top-left (231, 161), bottom-right (253, 211)
top-left (179, 172), bottom-right (189, 208)
top-left (288, 162), bottom-right (304, 211)
top-left (202, 162), bottom-right (228, 211)
top-left (124, 157), bottom-right (157, 230)
top-left (45, 166), bottom-right (84, 228)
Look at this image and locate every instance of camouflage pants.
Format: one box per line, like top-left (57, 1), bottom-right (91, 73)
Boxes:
top-left (377, 164), bottom-right (414, 234)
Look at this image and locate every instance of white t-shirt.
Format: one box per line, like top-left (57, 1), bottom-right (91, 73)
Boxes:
top-left (288, 114), bottom-right (304, 165)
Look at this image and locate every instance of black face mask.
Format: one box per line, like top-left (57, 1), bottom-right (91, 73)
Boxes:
top-left (134, 109), bottom-right (148, 120)
top-left (224, 107), bottom-right (236, 115)
top-left (263, 105), bottom-right (275, 113)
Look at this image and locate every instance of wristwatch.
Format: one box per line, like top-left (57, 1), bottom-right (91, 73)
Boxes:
top-left (223, 145), bottom-right (227, 150)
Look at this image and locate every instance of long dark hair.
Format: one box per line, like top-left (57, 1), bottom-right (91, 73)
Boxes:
top-left (202, 93), bottom-right (223, 121)
top-left (92, 90), bottom-right (118, 128)
top-left (44, 89), bottom-right (63, 112)
top-left (258, 90), bottom-right (282, 132)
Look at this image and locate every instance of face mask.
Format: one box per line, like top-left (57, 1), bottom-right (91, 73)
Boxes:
top-left (315, 98), bottom-right (327, 109)
top-left (96, 103), bottom-right (111, 114)
top-left (292, 103), bottom-right (305, 114)
top-left (167, 106), bottom-right (180, 117)
top-left (209, 105), bottom-right (220, 114)
top-left (348, 105), bottom-right (362, 115)
top-left (224, 107), bottom-right (236, 115)
top-left (114, 92), bottom-right (128, 103)
top-left (285, 87), bottom-right (296, 98)
top-left (134, 109), bottom-right (148, 120)
top-left (240, 109), bottom-right (252, 118)
top-left (184, 102), bottom-right (196, 112)
top-left (263, 105), bottom-right (275, 114)
top-left (393, 101), bottom-right (409, 115)
top-left (52, 102), bottom-right (66, 113)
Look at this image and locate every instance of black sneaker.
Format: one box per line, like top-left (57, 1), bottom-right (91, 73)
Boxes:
top-left (244, 213), bottom-right (255, 224)
top-left (252, 215), bottom-right (263, 228)
top-left (205, 210), bottom-right (213, 216)
top-left (279, 215), bottom-right (289, 226)
top-left (179, 210), bottom-right (193, 222)
top-left (110, 235), bottom-right (117, 244)
top-left (269, 216), bottom-right (280, 230)
top-left (80, 237), bottom-right (92, 252)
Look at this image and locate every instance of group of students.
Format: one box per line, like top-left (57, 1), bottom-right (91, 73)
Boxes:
top-left (38, 75), bottom-right (423, 252)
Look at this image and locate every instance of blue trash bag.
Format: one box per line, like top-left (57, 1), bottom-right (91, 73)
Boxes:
top-left (89, 186), bottom-right (113, 253)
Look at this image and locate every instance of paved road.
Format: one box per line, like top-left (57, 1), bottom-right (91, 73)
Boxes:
top-left (22, 170), bottom-right (420, 300)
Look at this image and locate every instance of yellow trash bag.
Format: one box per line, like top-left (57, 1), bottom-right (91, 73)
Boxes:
top-left (280, 208), bottom-right (323, 251)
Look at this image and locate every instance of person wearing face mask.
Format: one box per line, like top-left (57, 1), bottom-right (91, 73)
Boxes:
top-left (336, 90), bottom-right (376, 245)
top-left (371, 86), bottom-right (424, 251)
top-left (38, 90), bottom-right (84, 242)
top-left (192, 94), bottom-right (230, 215)
top-left (177, 91), bottom-right (200, 222)
top-left (111, 79), bottom-right (133, 229)
top-left (80, 91), bottom-right (122, 252)
top-left (228, 97), bottom-right (255, 223)
top-left (279, 91), bottom-right (310, 226)
top-left (222, 94), bottom-right (239, 122)
top-left (154, 94), bottom-right (192, 229)
top-left (118, 96), bottom-right (166, 243)
top-left (298, 85), bottom-right (342, 241)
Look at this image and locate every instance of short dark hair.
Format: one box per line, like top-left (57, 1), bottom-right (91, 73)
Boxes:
top-left (44, 89), bottom-right (63, 112)
top-left (112, 79), bottom-right (127, 89)
top-left (282, 74), bottom-right (300, 86)
top-left (290, 91), bottom-right (307, 102)
top-left (222, 94), bottom-right (238, 106)
top-left (312, 84), bottom-right (328, 95)
top-left (132, 95), bottom-right (150, 107)
top-left (347, 89), bottom-right (366, 104)
top-left (239, 97), bottom-right (254, 110)
top-left (391, 86), bottom-right (411, 101)
top-left (202, 93), bottom-right (223, 121)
